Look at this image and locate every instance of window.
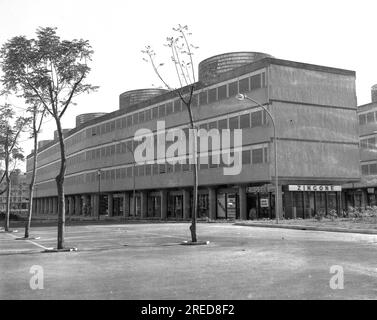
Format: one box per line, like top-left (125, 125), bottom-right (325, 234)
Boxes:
top-left (126, 116), bottom-right (132, 127)
top-left (138, 165), bottom-right (145, 176)
top-left (153, 164), bottom-right (159, 175)
top-left (240, 113), bottom-right (250, 129)
top-left (145, 109), bottom-right (151, 122)
top-left (229, 116), bottom-right (239, 130)
top-left (218, 119), bottom-right (228, 130)
top-left (116, 119), bottom-right (121, 129)
top-left (208, 121), bottom-right (217, 130)
top-left (173, 100), bottom-right (181, 113)
top-left (242, 150), bottom-right (251, 164)
top-left (251, 111), bottom-right (262, 127)
top-left (127, 167), bottom-right (133, 177)
top-left (208, 88), bottom-right (217, 103)
top-left (252, 148), bottom-right (263, 164)
top-left (370, 163), bottom-right (377, 175)
top-left (121, 117), bottom-right (127, 128)
top-left (145, 164), bottom-right (151, 176)
top-left (158, 105), bottom-right (166, 117)
top-left (217, 85), bottom-right (227, 100)
top-left (166, 102), bottom-right (173, 115)
top-left (152, 107), bottom-right (159, 119)
top-left (199, 123), bottom-right (208, 131)
top-left (239, 78), bottom-right (249, 93)
top-left (361, 164), bottom-right (369, 175)
top-left (199, 91), bottom-right (207, 105)
top-left (133, 113), bottom-right (139, 125)
top-left (91, 127), bottom-right (97, 136)
top-left (159, 164), bottom-right (166, 174)
top-left (250, 74), bottom-right (262, 89)
top-left (367, 112), bottom-right (375, 123)
top-left (360, 139), bottom-right (368, 149)
top-left (139, 111), bottom-right (145, 123)
top-left (228, 81), bottom-right (238, 97)
top-left (368, 137), bottom-right (376, 149)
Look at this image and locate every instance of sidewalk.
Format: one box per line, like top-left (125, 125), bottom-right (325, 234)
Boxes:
top-left (235, 220), bottom-right (377, 235)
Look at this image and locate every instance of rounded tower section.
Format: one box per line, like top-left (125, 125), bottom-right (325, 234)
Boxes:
top-left (119, 88), bottom-right (168, 111)
top-left (198, 51), bottom-right (273, 83)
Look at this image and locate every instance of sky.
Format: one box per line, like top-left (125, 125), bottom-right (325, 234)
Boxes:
top-left (1, 0), bottom-right (377, 171)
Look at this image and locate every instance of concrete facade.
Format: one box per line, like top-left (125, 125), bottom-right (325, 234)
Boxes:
top-left (26, 53), bottom-right (360, 220)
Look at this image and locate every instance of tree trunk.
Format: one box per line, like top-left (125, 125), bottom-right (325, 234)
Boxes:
top-left (55, 118), bottom-right (66, 250)
top-left (25, 126), bottom-right (38, 239)
top-left (4, 173), bottom-right (11, 232)
top-left (189, 129), bottom-right (198, 242)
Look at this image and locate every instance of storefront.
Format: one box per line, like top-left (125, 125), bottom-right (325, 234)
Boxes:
top-left (246, 185), bottom-right (275, 220)
top-left (216, 188), bottom-right (239, 219)
top-left (284, 185), bottom-right (342, 218)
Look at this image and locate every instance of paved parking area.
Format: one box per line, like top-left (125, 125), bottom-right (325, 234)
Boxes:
top-left (1, 222), bottom-right (377, 299)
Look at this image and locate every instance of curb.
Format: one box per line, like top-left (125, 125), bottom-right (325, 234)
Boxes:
top-left (234, 223), bottom-right (377, 235)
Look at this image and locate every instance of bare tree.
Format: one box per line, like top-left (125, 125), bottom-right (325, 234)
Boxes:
top-left (1, 27), bottom-right (98, 249)
top-left (142, 25), bottom-right (200, 242)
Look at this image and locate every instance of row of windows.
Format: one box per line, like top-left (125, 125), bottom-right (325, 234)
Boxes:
top-left (70, 146), bottom-right (269, 184)
top-left (361, 163), bottom-right (377, 175)
top-left (60, 72), bottom-right (267, 148)
top-left (46, 109), bottom-right (269, 168)
top-left (360, 137), bottom-right (377, 150)
top-left (359, 111), bottom-right (377, 126)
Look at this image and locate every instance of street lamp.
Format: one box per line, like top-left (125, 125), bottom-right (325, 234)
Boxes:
top-left (97, 169), bottom-right (102, 221)
top-left (236, 93), bottom-right (279, 224)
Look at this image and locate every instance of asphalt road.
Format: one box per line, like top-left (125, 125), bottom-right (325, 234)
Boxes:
top-left (0, 222), bottom-right (377, 299)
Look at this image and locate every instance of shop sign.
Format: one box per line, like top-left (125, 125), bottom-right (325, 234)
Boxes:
top-left (260, 198), bottom-right (269, 208)
top-left (288, 185), bottom-right (342, 192)
top-left (247, 186), bottom-right (268, 193)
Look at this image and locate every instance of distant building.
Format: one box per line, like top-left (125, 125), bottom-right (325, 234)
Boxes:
top-left (26, 52), bottom-right (360, 220)
top-left (343, 85), bottom-right (377, 208)
top-left (0, 172), bottom-right (29, 215)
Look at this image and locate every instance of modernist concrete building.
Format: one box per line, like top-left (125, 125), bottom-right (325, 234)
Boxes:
top-left (26, 52), bottom-right (360, 220)
top-left (0, 172), bottom-right (29, 215)
top-left (342, 85), bottom-right (377, 208)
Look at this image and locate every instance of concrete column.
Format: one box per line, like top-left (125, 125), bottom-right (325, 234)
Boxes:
top-left (48, 198), bottom-right (53, 214)
top-left (239, 186), bottom-right (247, 220)
top-left (108, 193), bottom-right (113, 217)
top-left (53, 197), bottom-right (58, 215)
top-left (92, 194), bottom-right (99, 218)
top-left (208, 187), bottom-right (217, 220)
top-left (45, 198), bottom-right (48, 214)
top-left (122, 193), bottom-right (130, 217)
top-left (140, 191), bottom-right (148, 219)
top-left (35, 199), bottom-right (39, 214)
top-left (44, 199), bottom-right (47, 214)
top-left (68, 196), bottom-right (75, 216)
top-left (82, 195), bottom-right (90, 216)
top-left (75, 195), bottom-right (82, 215)
top-left (183, 189), bottom-right (191, 220)
top-left (160, 190), bottom-right (167, 219)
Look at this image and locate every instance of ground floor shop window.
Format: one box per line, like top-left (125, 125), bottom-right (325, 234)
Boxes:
top-left (168, 195), bottom-right (183, 219)
top-left (217, 192), bottom-right (238, 219)
top-left (147, 195), bottom-right (161, 217)
top-left (198, 194), bottom-right (208, 218)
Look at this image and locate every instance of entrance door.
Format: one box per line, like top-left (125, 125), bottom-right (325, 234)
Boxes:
top-left (246, 194), bottom-right (258, 220)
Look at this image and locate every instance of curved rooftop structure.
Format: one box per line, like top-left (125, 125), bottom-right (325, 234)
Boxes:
top-left (76, 113), bottom-right (107, 128)
top-left (198, 51), bottom-right (273, 83)
top-left (119, 88), bottom-right (169, 111)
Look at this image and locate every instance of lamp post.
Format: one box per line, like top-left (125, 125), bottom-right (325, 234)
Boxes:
top-left (236, 93), bottom-right (279, 224)
top-left (97, 169), bottom-right (102, 221)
